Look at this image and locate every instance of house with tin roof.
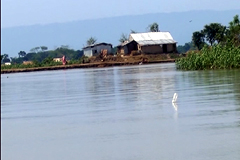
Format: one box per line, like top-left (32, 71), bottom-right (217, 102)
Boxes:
top-left (117, 32), bottom-right (177, 55)
top-left (83, 43), bottom-right (112, 57)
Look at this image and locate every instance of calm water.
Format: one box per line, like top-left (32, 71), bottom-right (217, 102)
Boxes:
top-left (1, 63), bottom-right (240, 160)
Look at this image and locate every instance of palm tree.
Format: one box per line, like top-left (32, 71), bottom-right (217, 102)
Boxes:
top-left (18, 51), bottom-right (26, 58)
top-left (119, 33), bottom-right (128, 43)
top-left (40, 46), bottom-right (48, 52)
top-left (148, 22), bottom-right (160, 32)
top-left (87, 37), bottom-right (97, 46)
top-left (1, 54), bottom-right (9, 63)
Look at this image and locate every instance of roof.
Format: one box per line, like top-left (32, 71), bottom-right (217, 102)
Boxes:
top-left (129, 32), bottom-right (177, 46)
top-left (83, 42), bottom-right (112, 49)
top-left (117, 40), bottom-right (137, 47)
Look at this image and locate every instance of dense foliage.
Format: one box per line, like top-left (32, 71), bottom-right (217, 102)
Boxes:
top-left (148, 22), bottom-right (160, 32)
top-left (86, 37), bottom-right (97, 46)
top-left (1, 46), bottom-right (85, 69)
top-left (1, 56), bottom-right (89, 70)
top-left (119, 33), bottom-right (128, 43)
top-left (176, 15), bottom-right (240, 70)
top-left (8, 48), bottom-right (83, 64)
top-left (176, 42), bottom-right (240, 70)
top-left (177, 42), bottom-right (196, 53)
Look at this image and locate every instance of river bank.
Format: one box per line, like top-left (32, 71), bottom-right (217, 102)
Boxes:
top-left (1, 59), bottom-right (175, 74)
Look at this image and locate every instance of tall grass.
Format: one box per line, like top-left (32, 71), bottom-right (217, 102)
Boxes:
top-left (176, 43), bottom-right (240, 70)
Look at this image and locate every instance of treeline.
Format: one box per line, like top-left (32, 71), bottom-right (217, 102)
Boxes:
top-left (2, 46), bottom-right (83, 64)
top-left (0, 56), bottom-right (90, 70)
top-left (192, 15), bottom-right (240, 49)
top-left (177, 42), bottom-right (197, 53)
top-left (176, 15), bottom-right (240, 70)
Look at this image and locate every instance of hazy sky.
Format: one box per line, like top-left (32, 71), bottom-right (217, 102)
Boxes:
top-left (1, 0), bottom-right (240, 28)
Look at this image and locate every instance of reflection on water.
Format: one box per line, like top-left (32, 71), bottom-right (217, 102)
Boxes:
top-left (1, 63), bottom-right (240, 160)
top-left (172, 102), bottom-right (178, 111)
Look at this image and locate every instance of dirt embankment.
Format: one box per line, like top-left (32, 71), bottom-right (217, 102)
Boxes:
top-left (1, 54), bottom-right (178, 74)
top-left (88, 54), bottom-right (177, 63)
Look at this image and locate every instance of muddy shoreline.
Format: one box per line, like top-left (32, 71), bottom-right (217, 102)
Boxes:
top-left (1, 60), bottom-right (175, 74)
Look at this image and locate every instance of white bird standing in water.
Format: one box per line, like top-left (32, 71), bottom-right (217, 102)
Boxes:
top-left (172, 93), bottom-right (178, 103)
top-left (172, 93), bottom-right (178, 111)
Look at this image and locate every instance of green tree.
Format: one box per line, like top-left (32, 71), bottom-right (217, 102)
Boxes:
top-left (10, 57), bottom-right (23, 64)
top-left (1, 55), bottom-right (4, 61)
top-left (60, 45), bottom-right (69, 49)
top-left (3, 54), bottom-right (9, 59)
top-left (215, 25), bottom-right (227, 44)
top-left (130, 29), bottom-right (137, 33)
top-left (226, 15), bottom-right (240, 44)
top-left (148, 22), bottom-right (159, 32)
top-left (40, 46), bottom-right (48, 52)
top-left (87, 37), bottom-right (97, 46)
top-left (177, 42), bottom-right (196, 53)
top-left (30, 48), bottom-right (36, 53)
top-left (203, 23), bottom-right (226, 45)
top-left (25, 53), bottom-right (37, 61)
top-left (42, 57), bottom-right (53, 64)
top-left (30, 47), bottom-right (40, 53)
top-left (119, 33), bottom-right (128, 43)
top-left (18, 51), bottom-right (27, 58)
top-left (1, 54), bottom-right (9, 63)
top-left (192, 31), bottom-right (205, 50)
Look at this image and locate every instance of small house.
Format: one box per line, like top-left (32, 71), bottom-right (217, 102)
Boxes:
top-left (117, 32), bottom-right (177, 55)
top-left (83, 43), bottom-right (112, 57)
top-left (117, 40), bottom-right (138, 56)
top-left (53, 58), bottom-right (62, 62)
top-left (4, 62), bottom-right (11, 65)
top-left (23, 61), bottom-right (33, 65)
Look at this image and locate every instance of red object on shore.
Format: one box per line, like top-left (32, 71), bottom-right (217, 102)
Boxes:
top-left (62, 56), bottom-right (66, 65)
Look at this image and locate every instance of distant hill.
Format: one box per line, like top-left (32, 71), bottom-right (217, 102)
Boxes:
top-left (1, 9), bottom-right (240, 57)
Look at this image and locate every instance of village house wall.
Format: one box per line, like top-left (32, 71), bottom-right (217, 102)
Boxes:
top-left (23, 61), bottom-right (33, 65)
top-left (117, 41), bottom-right (138, 55)
top-left (141, 45), bottom-right (163, 54)
top-left (95, 45), bottom-right (112, 55)
top-left (120, 46), bottom-right (128, 55)
top-left (4, 62), bottom-right (11, 65)
top-left (84, 48), bottom-right (94, 57)
top-left (167, 44), bottom-right (177, 53)
top-left (53, 58), bottom-right (62, 62)
top-left (140, 44), bottom-right (177, 54)
top-left (127, 42), bottom-right (138, 54)
top-left (84, 44), bottom-right (112, 57)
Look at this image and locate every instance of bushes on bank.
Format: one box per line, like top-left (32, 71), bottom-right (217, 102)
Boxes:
top-left (176, 14), bottom-right (240, 70)
top-left (176, 42), bottom-right (240, 70)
